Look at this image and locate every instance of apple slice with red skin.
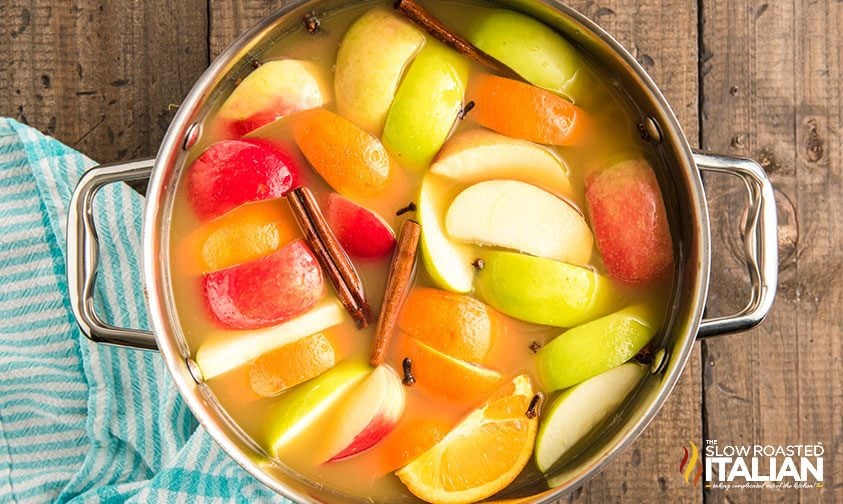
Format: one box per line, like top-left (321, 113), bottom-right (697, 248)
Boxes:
top-left (187, 139), bottom-right (301, 221)
top-left (203, 239), bottom-right (324, 330)
top-left (586, 158), bottom-right (674, 283)
top-left (324, 365), bottom-right (406, 462)
top-left (217, 59), bottom-right (329, 138)
top-left (325, 193), bottom-right (396, 260)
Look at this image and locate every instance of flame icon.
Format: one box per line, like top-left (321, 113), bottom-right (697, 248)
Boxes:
top-left (679, 441), bottom-right (703, 486)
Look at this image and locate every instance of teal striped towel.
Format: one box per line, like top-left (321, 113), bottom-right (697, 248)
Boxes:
top-left (0, 118), bottom-right (291, 503)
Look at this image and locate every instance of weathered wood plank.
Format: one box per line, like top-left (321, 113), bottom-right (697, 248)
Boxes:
top-left (563, 1), bottom-right (702, 502)
top-left (208, 0), bottom-right (703, 502)
top-left (210, 0), bottom-right (279, 58)
top-left (0, 0), bottom-right (208, 164)
top-left (701, 0), bottom-right (842, 502)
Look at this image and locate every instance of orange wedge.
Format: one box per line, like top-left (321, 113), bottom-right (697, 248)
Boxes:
top-left (469, 73), bottom-right (589, 146)
top-left (398, 288), bottom-right (497, 363)
top-left (180, 199), bottom-right (298, 273)
top-left (378, 417), bottom-right (452, 474)
top-left (248, 332), bottom-right (336, 397)
top-left (291, 108), bottom-right (394, 199)
top-left (396, 374), bottom-right (538, 504)
top-left (402, 336), bottom-right (502, 403)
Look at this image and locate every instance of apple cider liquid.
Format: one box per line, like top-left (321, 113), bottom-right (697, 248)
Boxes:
top-left (167, 0), bottom-right (676, 501)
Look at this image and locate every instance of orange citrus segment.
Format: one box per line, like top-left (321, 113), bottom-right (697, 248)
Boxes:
top-left (469, 73), bottom-right (589, 146)
top-left (398, 288), bottom-right (497, 363)
top-left (401, 336), bottom-right (502, 403)
top-left (248, 332), bottom-right (336, 397)
top-left (378, 417), bottom-right (452, 474)
top-left (181, 199), bottom-right (299, 273)
top-left (396, 374), bottom-right (537, 504)
top-left (291, 108), bottom-right (393, 199)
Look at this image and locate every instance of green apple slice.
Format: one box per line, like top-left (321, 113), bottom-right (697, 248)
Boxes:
top-left (474, 250), bottom-right (618, 327)
top-left (196, 298), bottom-right (346, 379)
top-left (445, 180), bottom-right (593, 266)
top-left (418, 174), bottom-right (475, 293)
top-left (537, 304), bottom-right (659, 391)
top-left (535, 362), bottom-right (646, 472)
top-left (382, 41), bottom-right (470, 170)
top-left (334, 9), bottom-right (425, 135)
top-left (467, 9), bottom-right (581, 95)
top-left (264, 361), bottom-right (370, 455)
top-left (430, 128), bottom-right (573, 198)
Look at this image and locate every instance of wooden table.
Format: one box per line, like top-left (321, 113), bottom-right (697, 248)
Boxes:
top-left (1, 1), bottom-right (840, 502)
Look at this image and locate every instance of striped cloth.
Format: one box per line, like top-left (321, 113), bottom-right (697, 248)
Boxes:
top-left (0, 118), bottom-right (290, 503)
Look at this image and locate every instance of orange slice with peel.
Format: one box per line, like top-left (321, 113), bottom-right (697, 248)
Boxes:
top-left (180, 199), bottom-right (298, 273)
top-left (402, 336), bottom-right (502, 403)
top-left (396, 374), bottom-right (538, 504)
top-left (469, 73), bottom-right (590, 146)
top-left (398, 287), bottom-right (497, 362)
top-left (378, 417), bottom-right (451, 474)
top-left (248, 332), bottom-right (336, 397)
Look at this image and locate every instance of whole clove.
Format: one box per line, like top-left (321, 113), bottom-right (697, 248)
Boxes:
top-left (402, 357), bottom-right (416, 386)
top-left (458, 100), bottom-right (475, 120)
top-left (525, 393), bottom-right (543, 419)
top-left (471, 258), bottom-right (485, 271)
top-left (529, 341), bottom-right (542, 353)
top-left (396, 202), bottom-right (417, 216)
top-left (303, 12), bottom-right (321, 35)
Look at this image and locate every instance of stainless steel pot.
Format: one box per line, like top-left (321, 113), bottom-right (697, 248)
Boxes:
top-left (65, 0), bottom-right (779, 501)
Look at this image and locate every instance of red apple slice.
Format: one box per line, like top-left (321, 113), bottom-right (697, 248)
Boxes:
top-left (586, 158), bottom-right (674, 283)
top-left (203, 239), bottom-right (324, 329)
top-left (187, 139), bottom-right (301, 221)
top-left (323, 365), bottom-right (406, 462)
top-left (325, 193), bottom-right (396, 260)
top-left (217, 59), bottom-right (329, 137)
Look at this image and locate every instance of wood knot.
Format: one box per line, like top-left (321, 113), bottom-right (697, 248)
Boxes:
top-left (805, 119), bottom-right (824, 162)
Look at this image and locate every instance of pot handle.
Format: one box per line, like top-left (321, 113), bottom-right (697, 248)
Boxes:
top-left (694, 151), bottom-right (778, 338)
top-left (66, 159), bottom-right (158, 350)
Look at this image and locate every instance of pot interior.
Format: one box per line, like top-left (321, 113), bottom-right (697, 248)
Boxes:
top-left (144, 0), bottom-right (709, 501)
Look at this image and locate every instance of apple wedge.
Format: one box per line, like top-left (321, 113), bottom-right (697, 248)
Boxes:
top-left (195, 298), bottom-right (346, 380)
top-left (265, 361), bottom-right (370, 455)
top-left (467, 9), bottom-right (581, 96)
top-left (431, 129), bottom-right (573, 198)
top-left (535, 363), bottom-right (646, 472)
top-left (474, 250), bottom-right (619, 328)
top-left (335, 9), bottom-right (425, 135)
top-left (445, 180), bottom-right (593, 266)
top-left (323, 365), bottom-right (406, 462)
top-left (418, 174), bottom-right (475, 293)
top-left (217, 60), bottom-right (329, 137)
top-left (537, 303), bottom-right (660, 391)
top-left (382, 41), bottom-right (470, 170)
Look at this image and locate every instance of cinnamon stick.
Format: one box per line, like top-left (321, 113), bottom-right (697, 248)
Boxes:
top-left (394, 0), bottom-right (520, 79)
top-left (370, 220), bottom-right (421, 366)
top-left (295, 187), bottom-right (373, 322)
top-left (288, 188), bottom-right (370, 328)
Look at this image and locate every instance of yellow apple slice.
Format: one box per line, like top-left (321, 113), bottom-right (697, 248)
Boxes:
top-left (445, 180), bottom-right (593, 266)
top-left (431, 129), bottom-right (573, 198)
top-left (418, 174), bottom-right (475, 294)
top-left (196, 298), bottom-right (346, 379)
top-left (335, 9), bottom-right (425, 135)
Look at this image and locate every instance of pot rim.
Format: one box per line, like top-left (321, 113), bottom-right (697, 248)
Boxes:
top-left (141, 1), bottom-right (710, 502)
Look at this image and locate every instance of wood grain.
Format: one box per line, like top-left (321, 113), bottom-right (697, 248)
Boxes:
top-left (560, 1), bottom-right (703, 502)
top-left (701, 0), bottom-right (842, 502)
top-left (210, 0), bottom-right (279, 58)
top-left (0, 0), bottom-right (208, 164)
